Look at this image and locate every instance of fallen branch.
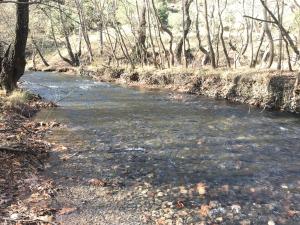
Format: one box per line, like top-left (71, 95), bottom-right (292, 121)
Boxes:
top-left (1, 217), bottom-right (56, 225)
top-left (0, 146), bottom-right (36, 155)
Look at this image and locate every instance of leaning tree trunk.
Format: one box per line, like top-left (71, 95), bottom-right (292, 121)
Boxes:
top-left (151, 0), bottom-right (175, 66)
top-left (195, 0), bottom-right (210, 65)
top-left (75, 0), bottom-right (93, 63)
top-left (0, 0), bottom-right (29, 92)
top-left (217, 0), bottom-right (231, 68)
top-left (31, 37), bottom-right (50, 67)
top-left (263, 0), bottom-right (274, 68)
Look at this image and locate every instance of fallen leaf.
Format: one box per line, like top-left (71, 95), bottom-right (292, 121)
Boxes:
top-left (88, 178), bottom-right (107, 187)
top-left (196, 182), bottom-right (206, 195)
top-left (199, 204), bottom-right (211, 217)
top-left (288, 210), bottom-right (300, 217)
top-left (156, 218), bottom-right (166, 225)
top-left (38, 215), bottom-right (54, 223)
top-left (176, 200), bottom-right (185, 209)
top-left (58, 207), bottom-right (77, 215)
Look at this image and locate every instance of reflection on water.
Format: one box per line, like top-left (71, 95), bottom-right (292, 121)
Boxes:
top-left (22, 72), bottom-right (300, 224)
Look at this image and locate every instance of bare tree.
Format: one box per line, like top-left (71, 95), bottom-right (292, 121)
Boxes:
top-left (0, 0), bottom-right (29, 92)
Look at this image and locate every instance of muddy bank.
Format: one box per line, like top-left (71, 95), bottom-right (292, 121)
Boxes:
top-left (0, 91), bottom-right (58, 224)
top-left (79, 66), bottom-right (300, 113)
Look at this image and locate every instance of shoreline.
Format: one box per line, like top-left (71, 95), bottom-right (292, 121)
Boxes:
top-left (0, 90), bottom-right (58, 224)
top-left (28, 64), bottom-right (300, 113)
top-left (77, 66), bottom-right (300, 114)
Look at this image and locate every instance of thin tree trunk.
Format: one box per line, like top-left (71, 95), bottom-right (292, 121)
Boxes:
top-left (31, 46), bottom-right (37, 71)
top-left (151, 0), bottom-right (174, 66)
top-left (105, 26), bottom-right (119, 66)
top-left (204, 0), bottom-right (216, 68)
top-left (263, 0), bottom-right (274, 68)
top-left (58, 5), bottom-right (78, 66)
top-left (195, 0), bottom-right (210, 65)
top-left (241, 0), bottom-right (250, 55)
top-left (284, 36), bottom-right (293, 71)
top-left (277, 0), bottom-right (284, 70)
top-left (31, 38), bottom-right (50, 67)
top-left (260, 0), bottom-right (299, 57)
top-left (146, 0), bottom-right (158, 68)
top-left (75, 0), bottom-right (93, 62)
top-left (48, 11), bottom-right (75, 66)
top-left (136, 0), bottom-right (147, 63)
top-left (253, 30), bottom-right (266, 68)
top-left (249, 0), bottom-right (255, 67)
top-left (175, 0), bottom-right (193, 65)
top-left (217, 0), bottom-right (230, 68)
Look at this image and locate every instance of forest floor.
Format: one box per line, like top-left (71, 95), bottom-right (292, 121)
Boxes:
top-left (0, 90), bottom-right (59, 224)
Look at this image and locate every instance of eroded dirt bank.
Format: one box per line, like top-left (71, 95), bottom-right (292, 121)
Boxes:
top-left (79, 66), bottom-right (300, 113)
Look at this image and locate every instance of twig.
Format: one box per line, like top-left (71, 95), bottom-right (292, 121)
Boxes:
top-left (243, 15), bottom-right (276, 24)
top-left (1, 217), bottom-right (57, 225)
top-left (0, 146), bottom-right (37, 156)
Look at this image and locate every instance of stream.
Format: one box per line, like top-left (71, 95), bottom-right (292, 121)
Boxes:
top-left (22, 72), bottom-right (300, 225)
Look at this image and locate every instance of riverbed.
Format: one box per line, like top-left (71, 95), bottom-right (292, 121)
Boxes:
top-left (22, 72), bottom-right (300, 225)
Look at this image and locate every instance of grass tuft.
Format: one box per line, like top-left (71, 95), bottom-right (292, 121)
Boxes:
top-left (4, 90), bottom-right (32, 108)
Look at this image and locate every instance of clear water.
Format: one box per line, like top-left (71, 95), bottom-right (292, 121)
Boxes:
top-left (22, 72), bottom-right (300, 224)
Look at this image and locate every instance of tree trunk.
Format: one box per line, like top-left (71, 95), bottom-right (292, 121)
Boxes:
top-left (277, 0), bottom-right (284, 70)
top-left (151, 0), bottom-right (174, 66)
top-left (263, 0), bottom-right (274, 68)
top-left (0, 0), bottom-right (29, 92)
top-left (260, 0), bottom-right (299, 57)
top-left (217, 0), bottom-right (230, 68)
top-left (58, 5), bottom-right (79, 66)
top-left (195, 0), bottom-right (210, 65)
top-left (31, 37), bottom-right (50, 67)
top-left (204, 0), bottom-right (216, 68)
top-left (249, 0), bottom-right (255, 67)
top-left (175, 0), bottom-right (193, 65)
top-left (134, 0), bottom-right (147, 63)
top-left (146, 0), bottom-right (158, 68)
top-left (75, 0), bottom-right (93, 62)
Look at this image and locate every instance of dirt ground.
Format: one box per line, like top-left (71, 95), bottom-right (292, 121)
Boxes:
top-left (0, 92), bottom-right (58, 224)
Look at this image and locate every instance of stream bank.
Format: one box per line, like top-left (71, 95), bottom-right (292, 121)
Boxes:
top-left (78, 66), bottom-right (300, 114)
top-left (29, 64), bottom-right (300, 113)
top-left (0, 90), bottom-right (58, 224)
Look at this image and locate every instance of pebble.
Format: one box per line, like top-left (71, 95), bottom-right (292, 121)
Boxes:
top-left (216, 217), bottom-right (223, 222)
top-left (180, 188), bottom-right (188, 194)
top-left (175, 218), bottom-right (184, 225)
top-left (157, 192), bottom-right (164, 197)
top-left (165, 219), bottom-right (173, 225)
top-left (141, 189), bottom-right (148, 195)
top-left (240, 219), bottom-right (251, 225)
top-left (10, 213), bottom-right (19, 220)
top-left (268, 220), bottom-right (275, 225)
top-left (231, 204), bottom-right (241, 214)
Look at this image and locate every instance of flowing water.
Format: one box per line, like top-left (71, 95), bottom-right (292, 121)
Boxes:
top-left (22, 72), bottom-right (300, 225)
